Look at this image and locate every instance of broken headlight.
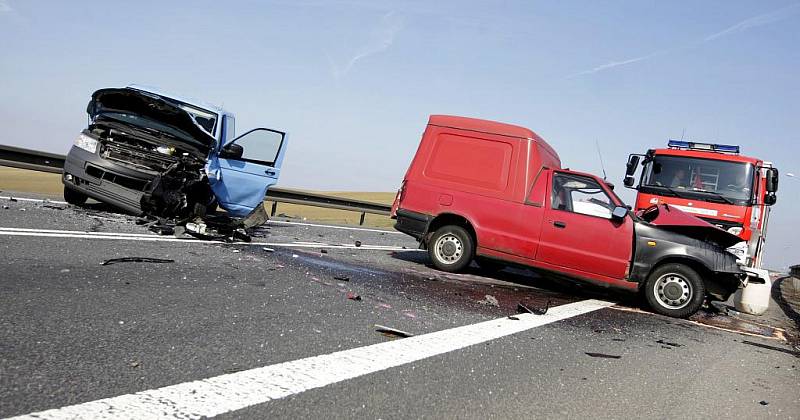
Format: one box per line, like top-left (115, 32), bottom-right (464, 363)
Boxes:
top-left (74, 133), bottom-right (99, 154)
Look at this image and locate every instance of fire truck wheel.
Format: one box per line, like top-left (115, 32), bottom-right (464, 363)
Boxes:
top-left (428, 225), bottom-right (474, 272)
top-left (644, 263), bottom-right (706, 318)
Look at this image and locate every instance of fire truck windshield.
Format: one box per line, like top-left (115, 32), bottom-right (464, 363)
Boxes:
top-left (640, 155), bottom-right (755, 206)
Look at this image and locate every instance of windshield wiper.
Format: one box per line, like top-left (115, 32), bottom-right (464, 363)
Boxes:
top-left (645, 185), bottom-right (688, 198)
top-left (690, 189), bottom-right (735, 205)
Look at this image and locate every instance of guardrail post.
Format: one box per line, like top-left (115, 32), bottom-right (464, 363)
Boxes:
top-left (359, 212), bottom-right (366, 226)
top-left (271, 201), bottom-right (278, 217)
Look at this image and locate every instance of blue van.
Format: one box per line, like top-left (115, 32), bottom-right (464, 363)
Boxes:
top-left (62, 85), bottom-right (287, 219)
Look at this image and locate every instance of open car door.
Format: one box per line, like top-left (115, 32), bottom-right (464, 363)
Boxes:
top-left (206, 128), bottom-right (288, 218)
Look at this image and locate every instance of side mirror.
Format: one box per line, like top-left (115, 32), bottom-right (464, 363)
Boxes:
top-left (765, 168), bottom-right (779, 193)
top-left (611, 206), bottom-right (628, 221)
top-left (623, 175), bottom-right (636, 188)
top-left (625, 155), bottom-right (640, 176)
top-left (219, 143), bottom-right (244, 160)
top-left (764, 193), bottom-right (777, 206)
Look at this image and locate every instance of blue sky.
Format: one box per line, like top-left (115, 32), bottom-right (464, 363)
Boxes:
top-left (1, 0), bottom-right (798, 269)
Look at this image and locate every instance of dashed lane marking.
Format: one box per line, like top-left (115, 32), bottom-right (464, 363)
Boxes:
top-left (5, 299), bottom-right (614, 420)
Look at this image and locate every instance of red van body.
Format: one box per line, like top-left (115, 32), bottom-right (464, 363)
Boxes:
top-left (391, 116), bottom-right (745, 317)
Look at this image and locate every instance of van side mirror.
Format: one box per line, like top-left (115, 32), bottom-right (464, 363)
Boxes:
top-left (611, 206), bottom-right (628, 221)
top-left (764, 194), bottom-right (777, 206)
top-left (765, 168), bottom-right (778, 193)
top-left (219, 143), bottom-right (244, 160)
top-left (625, 155), bottom-right (640, 176)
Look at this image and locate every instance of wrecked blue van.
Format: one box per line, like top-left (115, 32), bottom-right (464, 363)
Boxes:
top-left (62, 85), bottom-right (287, 220)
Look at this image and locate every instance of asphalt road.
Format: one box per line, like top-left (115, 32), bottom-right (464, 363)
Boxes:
top-left (1, 193), bottom-right (798, 419)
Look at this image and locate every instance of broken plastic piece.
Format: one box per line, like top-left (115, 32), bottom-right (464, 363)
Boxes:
top-left (517, 301), bottom-right (550, 315)
top-left (186, 222), bottom-right (207, 235)
top-left (334, 275), bottom-right (350, 282)
top-left (346, 291), bottom-right (362, 301)
top-left (585, 352), bottom-right (621, 359)
top-left (375, 324), bottom-right (414, 338)
top-left (262, 247), bottom-right (275, 252)
top-left (101, 257), bottom-right (175, 266)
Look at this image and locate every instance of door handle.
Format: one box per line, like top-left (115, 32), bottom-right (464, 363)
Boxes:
top-left (265, 169), bottom-right (276, 176)
top-left (553, 221), bottom-right (566, 228)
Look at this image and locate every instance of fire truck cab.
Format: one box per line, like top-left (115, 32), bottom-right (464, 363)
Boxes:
top-left (624, 140), bottom-right (779, 314)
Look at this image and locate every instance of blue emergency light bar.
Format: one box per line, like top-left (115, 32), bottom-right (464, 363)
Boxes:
top-left (667, 140), bottom-right (740, 154)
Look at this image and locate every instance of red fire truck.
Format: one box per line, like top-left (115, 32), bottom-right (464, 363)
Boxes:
top-left (624, 140), bottom-right (779, 312)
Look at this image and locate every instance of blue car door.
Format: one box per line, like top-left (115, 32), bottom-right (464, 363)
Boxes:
top-left (206, 128), bottom-right (288, 218)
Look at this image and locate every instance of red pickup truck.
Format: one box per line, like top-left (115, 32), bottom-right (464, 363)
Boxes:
top-left (391, 115), bottom-right (745, 318)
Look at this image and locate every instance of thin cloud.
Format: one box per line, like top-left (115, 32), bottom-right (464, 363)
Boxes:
top-left (705, 3), bottom-right (800, 41)
top-left (569, 3), bottom-right (800, 78)
top-left (328, 11), bottom-right (404, 79)
top-left (567, 50), bottom-right (665, 78)
top-left (0, 0), bottom-right (13, 13)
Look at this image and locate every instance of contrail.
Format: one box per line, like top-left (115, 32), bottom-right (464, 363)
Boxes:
top-left (705, 3), bottom-right (800, 41)
top-left (569, 3), bottom-right (800, 78)
top-left (329, 11), bottom-right (404, 79)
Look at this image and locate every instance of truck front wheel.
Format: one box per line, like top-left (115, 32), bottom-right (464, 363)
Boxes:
top-left (644, 263), bottom-right (705, 318)
top-left (428, 225), bottom-right (474, 272)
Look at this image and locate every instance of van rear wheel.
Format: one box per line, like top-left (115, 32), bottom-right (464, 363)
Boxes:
top-left (428, 225), bottom-right (473, 272)
top-left (644, 263), bottom-right (705, 318)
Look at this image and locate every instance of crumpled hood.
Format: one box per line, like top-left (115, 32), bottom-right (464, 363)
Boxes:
top-left (87, 88), bottom-right (216, 153)
top-left (637, 204), bottom-right (742, 249)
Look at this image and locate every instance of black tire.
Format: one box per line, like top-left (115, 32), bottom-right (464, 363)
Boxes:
top-left (427, 225), bottom-right (474, 272)
top-left (644, 263), bottom-right (705, 318)
top-left (63, 186), bottom-right (88, 206)
top-left (475, 257), bottom-right (504, 273)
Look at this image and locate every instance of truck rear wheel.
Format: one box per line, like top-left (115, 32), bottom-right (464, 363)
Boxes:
top-left (428, 225), bottom-right (473, 272)
top-left (644, 263), bottom-right (705, 318)
top-left (63, 186), bottom-right (88, 206)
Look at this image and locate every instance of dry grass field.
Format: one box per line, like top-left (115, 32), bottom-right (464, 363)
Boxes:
top-left (0, 167), bottom-right (396, 228)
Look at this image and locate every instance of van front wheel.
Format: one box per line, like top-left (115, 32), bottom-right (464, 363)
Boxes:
top-left (428, 225), bottom-right (473, 272)
top-left (644, 263), bottom-right (705, 318)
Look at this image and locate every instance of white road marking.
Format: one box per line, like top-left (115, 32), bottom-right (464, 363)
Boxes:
top-left (268, 219), bottom-right (403, 234)
top-left (1, 195), bottom-right (401, 234)
top-left (6, 299), bottom-right (613, 420)
top-left (1, 195), bottom-right (68, 204)
top-left (0, 227), bottom-right (419, 252)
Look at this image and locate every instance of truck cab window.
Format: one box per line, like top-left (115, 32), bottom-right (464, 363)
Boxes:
top-left (552, 173), bottom-right (614, 218)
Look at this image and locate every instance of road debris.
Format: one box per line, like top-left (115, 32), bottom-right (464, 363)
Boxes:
top-left (101, 257), bottom-right (175, 266)
top-left (334, 275), bottom-right (350, 282)
top-left (2, 206), bottom-right (8, 209)
top-left (262, 247), bottom-right (275, 252)
top-left (585, 352), bottom-right (621, 359)
top-left (375, 324), bottom-right (414, 338)
top-left (346, 291), bottom-right (362, 301)
top-left (8, 197), bottom-right (17, 202)
top-left (759, 401), bottom-right (769, 406)
top-left (354, 240), bottom-right (362, 247)
top-left (129, 361), bottom-right (140, 368)
top-left (518, 301), bottom-right (550, 315)
top-left (507, 315), bottom-right (520, 320)
top-left (655, 339), bottom-right (682, 348)
top-left (41, 204), bottom-right (66, 210)
top-left (478, 294), bottom-right (499, 307)
top-left (320, 249), bottom-right (328, 254)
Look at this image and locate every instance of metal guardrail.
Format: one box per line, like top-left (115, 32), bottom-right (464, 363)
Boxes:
top-left (0, 144), bottom-right (65, 174)
top-left (0, 144), bottom-right (392, 224)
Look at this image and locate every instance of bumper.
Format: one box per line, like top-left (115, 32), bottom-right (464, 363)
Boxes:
top-left (62, 145), bottom-right (156, 214)
top-left (394, 208), bottom-right (432, 240)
